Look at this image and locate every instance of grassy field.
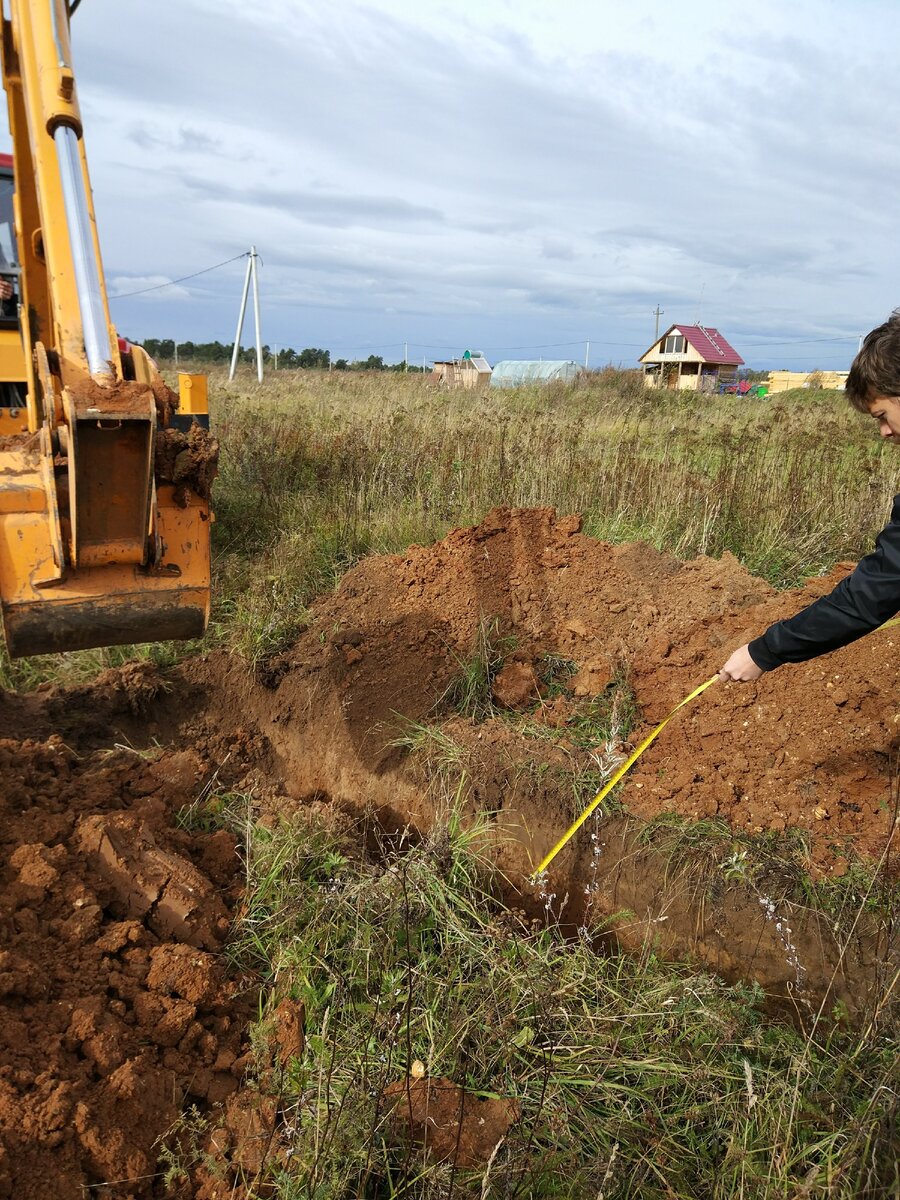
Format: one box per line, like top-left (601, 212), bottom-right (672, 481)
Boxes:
top-left (3, 365), bottom-right (897, 686)
top-left (202, 368), bottom-right (893, 1198)
top-left (4, 367), bottom-right (899, 1196)
top-left (206, 366), bottom-right (897, 665)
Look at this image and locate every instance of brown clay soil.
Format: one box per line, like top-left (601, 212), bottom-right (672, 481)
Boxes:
top-left (0, 709), bottom-right (258, 1196)
top-left (0, 429), bottom-right (40, 454)
top-left (155, 425), bottom-right (220, 503)
top-left (68, 378), bottom-right (220, 502)
top-left (71, 377), bottom-right (178, 426)
top-left (1, 507), bottom-right (897, 1196)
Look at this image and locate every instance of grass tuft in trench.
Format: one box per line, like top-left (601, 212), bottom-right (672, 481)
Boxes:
top-left (443, 615), bottom-right (516, 721)
top-left (213, 800), bottom-right (898, 1199)
top-left (507, 669), bottom-right (642, 818)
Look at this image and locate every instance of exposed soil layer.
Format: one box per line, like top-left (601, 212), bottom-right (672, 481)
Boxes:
top-left (155, 425), bottom-right (220, 504)
top-left (383, 1076), bottom-right (520, 1167)
top-left (71, 377), bottom-right (178, 426)
top-left (1, 507), bottom-right (897, 1194)
top-left (0, 728), bottom-right (256, 1198)
top-left (254, 505), bottom-right (897, 865)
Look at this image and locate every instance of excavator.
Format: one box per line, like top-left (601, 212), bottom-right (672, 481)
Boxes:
top-left (0, 0), bottom-right (214, 658)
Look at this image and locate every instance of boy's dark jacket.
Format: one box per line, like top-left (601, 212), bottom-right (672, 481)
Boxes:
top-left (749, 494), bottom-right (900, 670)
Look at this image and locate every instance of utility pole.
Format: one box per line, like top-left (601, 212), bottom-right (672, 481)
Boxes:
top-left (250, 246), bottom-right (263, 383)
top-left (404, 341), bottom-right (408, 372)
top-left (229, 246), bottom-right (264, 383)
top-left (174, 341), bottom-right (178, 369)
top-left (653, 304), bottom-right (664, 341)
top-left (584, 339), bottom-right (590, 369)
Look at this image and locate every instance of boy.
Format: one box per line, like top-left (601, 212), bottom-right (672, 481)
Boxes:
top-left (719, 310), bottom-right (900, 681)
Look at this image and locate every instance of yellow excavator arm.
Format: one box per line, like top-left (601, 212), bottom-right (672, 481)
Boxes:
top-left (0, 0), bottom-right (213, 657)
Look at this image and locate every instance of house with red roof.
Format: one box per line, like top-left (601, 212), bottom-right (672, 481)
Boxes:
top-left (639, 324), bottom-right (744, 392)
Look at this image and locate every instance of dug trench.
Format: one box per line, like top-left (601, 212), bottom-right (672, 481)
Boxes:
top-left (1, 507), bottom-right (897, 1196)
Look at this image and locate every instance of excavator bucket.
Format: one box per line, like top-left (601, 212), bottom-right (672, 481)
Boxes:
top-left (0, 377), bottom-right (213, 657)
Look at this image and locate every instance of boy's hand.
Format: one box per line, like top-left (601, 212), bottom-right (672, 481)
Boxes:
top-left (718, 643), bottom-right (764, 682)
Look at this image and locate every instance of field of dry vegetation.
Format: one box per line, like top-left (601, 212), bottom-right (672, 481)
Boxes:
top-left (213, 366), bottom-right (897, 658)
top-left (6, 365), bottom-right (896, 686)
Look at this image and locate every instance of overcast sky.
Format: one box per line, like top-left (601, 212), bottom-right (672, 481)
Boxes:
top-left (7, 0), bottom-right (898, 368)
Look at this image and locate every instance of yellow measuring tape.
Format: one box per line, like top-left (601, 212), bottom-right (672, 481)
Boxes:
top-left (531, 674), bottom-right (720, 879)
top-left (532, 613), bottom-right (900, 880)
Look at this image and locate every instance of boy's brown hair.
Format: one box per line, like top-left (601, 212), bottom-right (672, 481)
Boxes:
top-left (846, 309), bottom-right (900, 411)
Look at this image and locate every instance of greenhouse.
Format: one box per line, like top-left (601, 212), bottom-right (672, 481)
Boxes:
top-left (489, 360), bottom-right (582, 387)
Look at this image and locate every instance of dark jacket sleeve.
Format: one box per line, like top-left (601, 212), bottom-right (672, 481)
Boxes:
top-left (748, 494), bottom-right (900, 671)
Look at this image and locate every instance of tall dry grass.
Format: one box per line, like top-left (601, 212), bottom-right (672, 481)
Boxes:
top-left (2, 366), bottom-right (895, 681)
top-left (206, 366), bottom-right (898, 660)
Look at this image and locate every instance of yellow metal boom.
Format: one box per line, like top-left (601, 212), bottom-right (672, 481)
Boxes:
top-left (0, 0), bottom-right (212, 657)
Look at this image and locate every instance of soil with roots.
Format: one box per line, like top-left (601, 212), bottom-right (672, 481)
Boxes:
top-left (0, 507), bottom-right (896, 1196)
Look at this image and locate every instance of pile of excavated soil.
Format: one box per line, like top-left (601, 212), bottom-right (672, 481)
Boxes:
top-left (258, 505), bottom-right (897, 864)
top-left (1, 507), bottom-right (897, 1194)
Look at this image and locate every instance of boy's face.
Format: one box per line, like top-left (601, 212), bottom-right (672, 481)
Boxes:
top-left (865, 393), bottom-right (900, 441)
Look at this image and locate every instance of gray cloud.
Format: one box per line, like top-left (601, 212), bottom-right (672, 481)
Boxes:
top-left (174, 173), bottom-right (446, 228)
top-left (128, 124), bottom-right (224, 155)
top-left (44, 0), bottom-right (900, 367)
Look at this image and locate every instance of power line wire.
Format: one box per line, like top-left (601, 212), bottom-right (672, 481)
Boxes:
top-left (736, 334), bottom-right (857, 347)
top-left (109, 252), bottom-right (249, 300)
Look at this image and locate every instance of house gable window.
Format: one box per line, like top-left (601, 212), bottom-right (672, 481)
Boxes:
top-left (663, 333), bottom-right (686, 354)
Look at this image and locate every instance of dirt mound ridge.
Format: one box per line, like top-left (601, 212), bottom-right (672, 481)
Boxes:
top-left (261, 505), bottom-right (895, 864)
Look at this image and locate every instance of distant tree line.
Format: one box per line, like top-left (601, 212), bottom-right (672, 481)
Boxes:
top-left (135, 339), bottom-right (426, 372)
top-left (736, 367), bottom-right (770, 382)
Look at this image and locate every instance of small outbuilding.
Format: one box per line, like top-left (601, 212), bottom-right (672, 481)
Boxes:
top-left (489, 360), bottom-right (582, 388)
top-left (430, 351), bottom-right (492, 389)
top-left (639, 324), bottom-right (744, 392)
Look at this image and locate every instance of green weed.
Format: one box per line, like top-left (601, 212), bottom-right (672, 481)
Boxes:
top-left (392, 720), bottom-right (469, 781)
top-left (567, 670), bottom-right (640, 747)
top-left (214, 801), bottom-right (898, 1198)
top-left (539, 653), bottom-right (579, 696)
top-left (442, 614), bottom-right (515, 721)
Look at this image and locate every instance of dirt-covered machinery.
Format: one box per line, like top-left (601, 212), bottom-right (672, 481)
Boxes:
top-left (0, 0), bottom-right (214, 658)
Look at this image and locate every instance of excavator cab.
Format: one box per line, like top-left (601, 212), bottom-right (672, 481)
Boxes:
top-left (0, 151), bottom-right (26, 424)
top-left (0, 0), bottom-right (213, 658)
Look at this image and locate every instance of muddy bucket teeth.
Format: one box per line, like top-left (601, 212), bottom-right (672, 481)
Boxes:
top-left (2, 586), bottom-right (209, 656)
